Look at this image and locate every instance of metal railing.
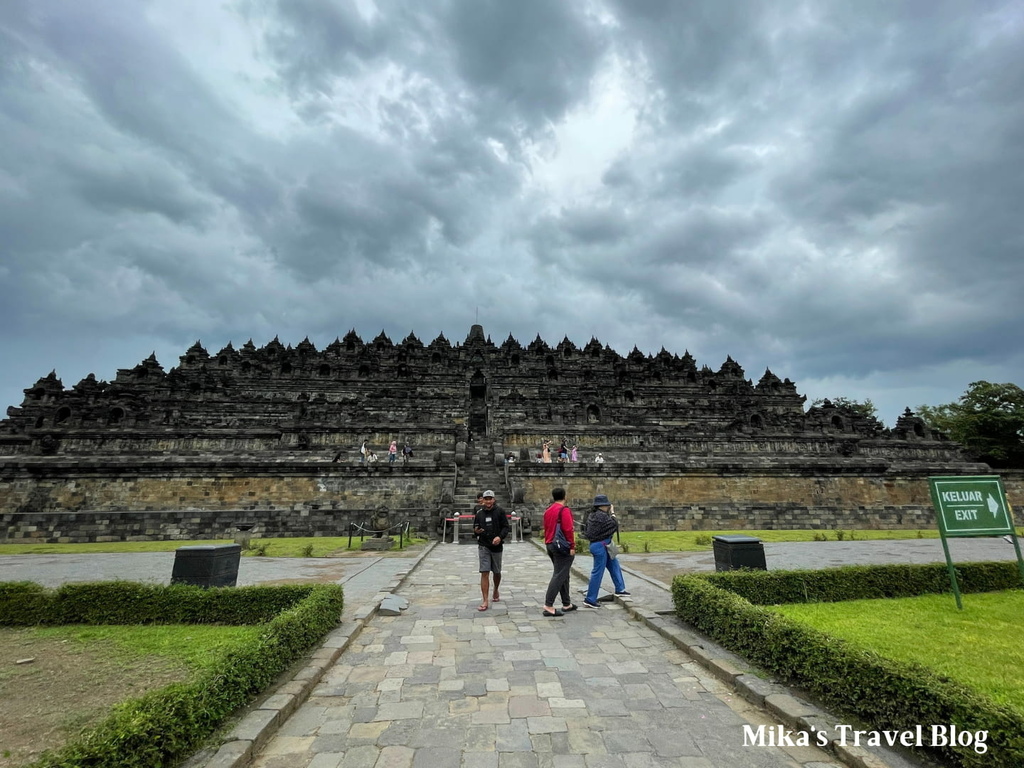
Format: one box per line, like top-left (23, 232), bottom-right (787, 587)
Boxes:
top-left (347, 519), bottom-right (411, 549)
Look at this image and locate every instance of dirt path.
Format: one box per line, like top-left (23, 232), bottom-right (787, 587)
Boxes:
top-left (0, 629), bottom-right (190, 767)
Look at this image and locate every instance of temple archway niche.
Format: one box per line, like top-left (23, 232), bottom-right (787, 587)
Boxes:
top-left (587, 404), bottom-right (600, 423)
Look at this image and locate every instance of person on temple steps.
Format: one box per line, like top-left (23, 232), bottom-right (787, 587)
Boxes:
top-left (583, 494), bottom-right (629, 608)
top-left (542, 487), bottom-right (577, 617)
top-left (473, 490), bottom-right (510, 611)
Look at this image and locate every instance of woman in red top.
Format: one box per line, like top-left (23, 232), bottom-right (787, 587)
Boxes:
top-left (542, 487), bottom-right (578, 616)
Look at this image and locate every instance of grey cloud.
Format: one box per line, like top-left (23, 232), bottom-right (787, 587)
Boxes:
top-left (643, 207), bottom-right (768, 268)
top-left (13, 3), bottom-right (237, 159)
top-left (607, 0), bottom-right (776, 128)
top-left (441, 0), bottom-right (607, 130)
top-left (61, 149), bottom-right (211, 225)
top-left (548, 206), bottom-right (633, 248)
top-left (248, 0), bottom-right (391, 92)
top-left (2, 0), bottom-right (1024, 426)
top-left (250, 0), bottom-right (609, 144)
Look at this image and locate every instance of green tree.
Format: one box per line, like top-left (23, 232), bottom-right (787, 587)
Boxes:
top-left (917, 381), bottom-right (1024, 468)
top-left (810, 396), bottom-right (878, 420)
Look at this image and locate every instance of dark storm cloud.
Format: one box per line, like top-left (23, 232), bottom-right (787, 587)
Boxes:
top-left (61, 150), bottom-right (212, 225)
top-left (251, 0), bottom-right (608, 146)
top-left (1, 0), bottom-right (1023, 429)
top-left (441, 0), bottom-right (607, 130)
top-left (252, 0), bottom-right (389, 90)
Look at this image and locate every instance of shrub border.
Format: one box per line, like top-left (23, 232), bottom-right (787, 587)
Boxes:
top-left (672, 561), bottom-right (1024, 768)
top-left (0, 581), bottom-right (344, 768)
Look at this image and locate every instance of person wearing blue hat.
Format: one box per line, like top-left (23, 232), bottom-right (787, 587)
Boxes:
top-left (583, 493), bottom-right (629, 607)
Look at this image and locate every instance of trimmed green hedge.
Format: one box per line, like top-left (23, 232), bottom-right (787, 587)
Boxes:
top-left (673, 563), bottom-right (1024, 768)
top-left (0, 581), bottom-right (344, 768)
top-left (0, 580), bottom-right (322, 627)
top-left (700, 561), bottom-right (1023, 606)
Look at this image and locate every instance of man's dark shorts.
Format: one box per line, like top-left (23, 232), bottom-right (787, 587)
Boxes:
top-left (478, 547), bottom-right (502, 573)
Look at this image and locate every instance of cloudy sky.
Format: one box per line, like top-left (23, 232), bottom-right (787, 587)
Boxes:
top-left (2, 0), bottom-right (1023, 427)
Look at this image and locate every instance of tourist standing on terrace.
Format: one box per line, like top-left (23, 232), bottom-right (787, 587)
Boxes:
top-left (583, 494), bottom-right (629, 608)
top-left (388, 440), bottom-right (398, 464)
top-left (542, 441), bottom-right (552, 463)
top-left (570, 445), bottom-right (579, 463)
top-left (402, 443), bottom-right (413, 465)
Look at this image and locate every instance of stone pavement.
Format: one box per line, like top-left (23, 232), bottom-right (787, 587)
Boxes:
top-left (228, 541), bottom-right (910, 768)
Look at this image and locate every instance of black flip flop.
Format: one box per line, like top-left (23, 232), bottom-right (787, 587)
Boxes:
top-left (542, 609), bottom-right (564, 617)
top-left (561, 604), bottom-right (578, 612)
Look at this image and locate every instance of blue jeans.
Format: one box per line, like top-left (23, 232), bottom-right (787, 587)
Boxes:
top-left (586, 539), bottom-right (626, 603)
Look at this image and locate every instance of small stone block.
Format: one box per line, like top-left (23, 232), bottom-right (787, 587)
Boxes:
top-left (706, 657), bottom-right (743, 682)
top-left (203, 740), bottom-right (253, 768)
top-left (379, 597), bottom-right (406, 616)
top-left (231, 708), bottom-right (278, 747)
top-left (734, 674), bottom-right (778, 706)
top-left (685, 644), bottom-right (713, 666)
top-left (765, 693), bottom-right (819, 721)
top-left (832, 742), bottom-right (893, 768)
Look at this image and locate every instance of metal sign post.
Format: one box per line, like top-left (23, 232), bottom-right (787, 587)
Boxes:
top-left (928, 475), bottom-right (1024, 609)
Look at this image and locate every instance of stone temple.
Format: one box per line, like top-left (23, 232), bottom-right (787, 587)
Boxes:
top-left (0, 325), bottom-right (1015, 543)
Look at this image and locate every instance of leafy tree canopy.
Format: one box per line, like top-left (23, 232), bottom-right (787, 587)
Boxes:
top-left (810, 396), bottom-right (878, 420)
top-left (917, 381), bottom-right (1024, 468)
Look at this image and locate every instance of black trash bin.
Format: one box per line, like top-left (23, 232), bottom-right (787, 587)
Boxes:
top-left (712, 535), bottom-right (766, 572)
top-left (171, 544), bottom-right (241, 588)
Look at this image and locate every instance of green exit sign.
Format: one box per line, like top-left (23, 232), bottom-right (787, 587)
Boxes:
top-left (928, 475), bottom-right (1013, 537)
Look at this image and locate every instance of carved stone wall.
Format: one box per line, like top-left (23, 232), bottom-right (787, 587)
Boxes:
top-left (0, 324), bottom-right (999, 542)
top-left (0, 461), bottom-right (446, 542)
top-left (514, 467), bottom-right (1024, 531)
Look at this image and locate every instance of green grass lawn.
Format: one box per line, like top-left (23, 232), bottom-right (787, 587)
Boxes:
top-left (32, 623), bottom-right (263, 672)
top-left (0, 535), bottom-right (427, 558)
top-left (774, 590), bottom-right (1024, 714)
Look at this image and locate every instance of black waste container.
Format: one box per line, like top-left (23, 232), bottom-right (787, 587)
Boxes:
top-left (712, 535), bottom-right (766, 572)
top-left (171, 544), bottom-right (241, 588)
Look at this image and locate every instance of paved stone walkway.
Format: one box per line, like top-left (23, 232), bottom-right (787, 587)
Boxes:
top-left (247, 543), bottom-right (844, 768)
